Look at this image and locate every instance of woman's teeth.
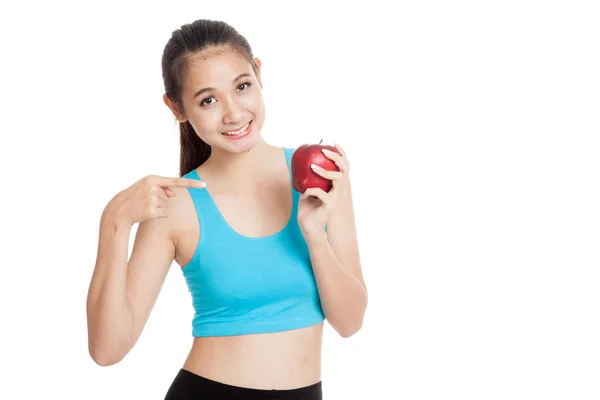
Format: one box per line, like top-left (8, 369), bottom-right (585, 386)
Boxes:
top-left (223, 121), bottom-right (251, 136)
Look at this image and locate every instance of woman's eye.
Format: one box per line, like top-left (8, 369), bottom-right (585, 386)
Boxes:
top-left (201, 83), bottom-right (251, 107)
top-left (201, 97), bottom-right (215, 106)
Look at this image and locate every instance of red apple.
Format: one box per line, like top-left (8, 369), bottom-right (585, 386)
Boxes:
top-left (291, 140), bottom-right (341, 193)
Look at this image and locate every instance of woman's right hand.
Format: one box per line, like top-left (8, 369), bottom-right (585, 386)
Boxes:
top-left (104, 175), bottom-right (206, 227)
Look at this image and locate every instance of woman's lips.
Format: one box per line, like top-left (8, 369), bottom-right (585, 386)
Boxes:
top-left (221, 120), bottom-right (253, 140)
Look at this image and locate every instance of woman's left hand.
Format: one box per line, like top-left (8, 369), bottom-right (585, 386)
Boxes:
top-left (297, 143), bottom-right (350, 238)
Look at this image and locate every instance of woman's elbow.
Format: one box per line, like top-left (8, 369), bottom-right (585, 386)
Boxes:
top-left (88, 339), bottom-right (130, 367)
top-left (338, 321), bottom-right (364, 338)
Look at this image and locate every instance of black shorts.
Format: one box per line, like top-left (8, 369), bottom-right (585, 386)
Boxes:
top-left (164, 368), bottom-right (323, 400)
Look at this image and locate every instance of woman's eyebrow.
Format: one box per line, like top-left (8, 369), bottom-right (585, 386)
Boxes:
top-left (193, 73), bottom-right (252, 99)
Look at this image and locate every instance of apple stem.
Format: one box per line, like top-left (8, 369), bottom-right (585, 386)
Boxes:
top-left (319, 139), bottom-right (323, 145)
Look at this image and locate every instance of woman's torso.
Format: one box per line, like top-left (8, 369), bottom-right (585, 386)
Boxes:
top-left (168, 145), bottom-right (323, 390)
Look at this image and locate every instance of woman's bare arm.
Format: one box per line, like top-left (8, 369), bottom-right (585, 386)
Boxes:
top-left (86, 210), bottom-right (175, 366)
top-left (86, 176), bottom-right (204, 366)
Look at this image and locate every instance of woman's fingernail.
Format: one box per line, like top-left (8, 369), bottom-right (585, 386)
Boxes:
top-left (322, 149), bottom-right (333, 156)
top-left (311, 163), bottom-right (323, 171)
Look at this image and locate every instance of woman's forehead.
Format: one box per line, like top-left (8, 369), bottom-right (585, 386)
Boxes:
top-left (184, 50), bottom-right (253, 89)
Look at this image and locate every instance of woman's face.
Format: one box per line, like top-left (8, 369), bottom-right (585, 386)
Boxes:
top-left (172, 49), bottom-right (266, 154)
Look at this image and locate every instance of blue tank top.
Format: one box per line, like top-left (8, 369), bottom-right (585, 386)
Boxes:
top-left (180, 147), bottom-right (325, 337)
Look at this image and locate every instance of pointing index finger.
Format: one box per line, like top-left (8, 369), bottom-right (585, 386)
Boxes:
top-left (157, 176), bottom-right (206, 188)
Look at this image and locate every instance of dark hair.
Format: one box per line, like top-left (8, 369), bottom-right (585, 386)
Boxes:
top-left (161, 19), bottom-right (259, 177)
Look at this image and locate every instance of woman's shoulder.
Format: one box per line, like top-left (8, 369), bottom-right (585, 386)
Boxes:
top-left (281, 146), bottom-right (298, 160)
top-left (160, 169), bottom-right (200, 220)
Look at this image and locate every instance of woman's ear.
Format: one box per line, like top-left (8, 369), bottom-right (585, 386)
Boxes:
top-left (163, 94), bottom-right (188, 123)
top-left (254, 58), bottom-right (263, 88)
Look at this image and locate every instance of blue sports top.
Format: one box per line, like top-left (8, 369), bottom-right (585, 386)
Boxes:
top-left (180, 147), bottom-right (325, 337)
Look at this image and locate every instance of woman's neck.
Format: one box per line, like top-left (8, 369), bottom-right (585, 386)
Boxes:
top-left (202, 139), bottom-right (278, 185)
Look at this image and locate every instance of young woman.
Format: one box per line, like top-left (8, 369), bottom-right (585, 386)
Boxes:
top-left (86, 18), bottom-right (368, 399)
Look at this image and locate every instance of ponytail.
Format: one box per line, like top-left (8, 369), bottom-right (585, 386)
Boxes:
top-left (179, 121), bottom-right (211, 177)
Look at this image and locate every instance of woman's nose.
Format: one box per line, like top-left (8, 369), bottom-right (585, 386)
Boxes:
top-left (222, 98), bottom-right (245, 125)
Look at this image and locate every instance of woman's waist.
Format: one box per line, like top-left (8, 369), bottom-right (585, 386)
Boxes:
top-left (183, 323), bottom-right (323, 390)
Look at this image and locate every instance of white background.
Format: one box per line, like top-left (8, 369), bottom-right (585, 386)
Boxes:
top-left (1, 1), bottom-right (599, 399)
